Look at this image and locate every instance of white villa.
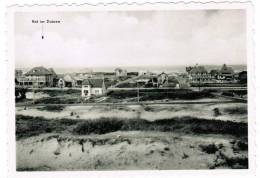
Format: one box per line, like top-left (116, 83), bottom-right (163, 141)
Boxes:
top-left (81, 78), bottom-right (106, 97)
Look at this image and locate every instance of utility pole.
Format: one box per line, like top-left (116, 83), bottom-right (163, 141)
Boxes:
top-left (137, 82), bottom-right (140, 103)
top-left (41, 23), bottom-right (44, 39)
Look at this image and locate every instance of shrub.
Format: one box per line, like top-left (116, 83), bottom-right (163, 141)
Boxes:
top-left (37, 105), bottom-right (65, 112)
top-left (199, 143), bottom-right (219, 154)
top-left (213, 108), bottom-right (221, 117)
top-left (73, 118), bottom-right (124, 135)
top-left (34, 97), bottom-right (80, 104)
top-left (224, 107), bottom-right (247, 115)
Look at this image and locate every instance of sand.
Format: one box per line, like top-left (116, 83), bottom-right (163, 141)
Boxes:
top-left (16, 131), bottom-right (247, 170)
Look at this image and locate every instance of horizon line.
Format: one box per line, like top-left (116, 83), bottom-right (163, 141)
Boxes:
top-left (15, 63), bottom-right (247, 69)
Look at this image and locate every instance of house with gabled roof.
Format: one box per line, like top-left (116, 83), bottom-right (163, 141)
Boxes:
top-left (57, 74), bottom-right (84, 88)
top-left (217, 64), bottom-right (235, 81)
top-left (81, 78), bottom-right (106, 97)
top-left (23, 66), bottom-right (56, 87)
top-left (186, 64), bottom-right (211, 83)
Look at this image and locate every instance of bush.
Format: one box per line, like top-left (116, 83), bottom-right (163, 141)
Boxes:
top-left (34, 97), bottom-right (80, 104)
top-left (224, 107), bottom-right (247, 115)
top-left (28, 89), bottom-right (81, 97)
top-left (73, 118), bottom-right (124, 135)
top-left (213, 108), bottom-right (221, 117)
top-left (37, 105), bottom-right (65, 112)
top-left (199, 143), bottom-right (219, 154)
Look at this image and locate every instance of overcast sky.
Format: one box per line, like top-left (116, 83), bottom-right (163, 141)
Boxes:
top-left (15, 10), bottom-right (246, 68)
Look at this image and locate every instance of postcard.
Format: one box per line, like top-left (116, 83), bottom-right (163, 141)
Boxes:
top-left (6, 1), bottom-right (255, 178)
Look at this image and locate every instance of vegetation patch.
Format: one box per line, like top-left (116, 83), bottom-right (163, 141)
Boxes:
top-left (199, 143), bottom-right (219, 154)
top-left (16, 115), bottom-right (248, 140)
top-left (107, 89), bottom-right (214, 101)
top-left (28, 89), bottom-right (81, 97)
top-left (34, 97), bottom-right (81, 104)
top-left (224, 107), bottom-right (247, 115)
top-left (37, 105), bottom-right (65, 112)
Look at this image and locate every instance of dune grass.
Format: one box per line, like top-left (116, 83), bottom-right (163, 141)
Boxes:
top-left (16, 115), bottom-right (248, 140)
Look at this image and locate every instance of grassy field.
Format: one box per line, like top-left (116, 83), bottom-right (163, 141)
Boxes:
top-left (16, 115), bottom-right (247, 139)
top-left (16, 115), bottom-right (247, 140)
top-left (16, 89), bottom-right (223, 104)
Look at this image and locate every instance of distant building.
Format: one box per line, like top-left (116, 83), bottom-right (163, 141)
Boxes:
top-left (160, 75), bottom-right (179, 88)
top-left (57, 78), bottom-right (65, 88)
top-left (138, 70), bottom-right (152, 76)
top-left (63, 74), bottom-right (76, 87)
top-left (15, 69), bottom-right (23, 78)
top-left (157, 72), bottom-right (168, 86)
top-left (57, 74), bottom-right (84, 88)
top-left (17, 66), bottom-right (56, 87)
top-left (217, 64), bottom-right (235, 81)
top-left (115, 68), bottom-right (127, 77)
top-left (186, 64), bottom-right (211, 83)
top-left (81, 78), bottom-right (106, 97)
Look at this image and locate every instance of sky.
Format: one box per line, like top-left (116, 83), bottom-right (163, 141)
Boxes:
top-left (15, 10), bottom-right (247, 68)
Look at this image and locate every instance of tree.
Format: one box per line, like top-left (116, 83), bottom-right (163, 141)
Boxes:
top-left (238, 71), bottom-right (247, 84)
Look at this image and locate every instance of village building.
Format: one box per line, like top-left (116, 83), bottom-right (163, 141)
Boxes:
top-left (186, 64), bottom-right (212, 83)
top-left (57, 78), bottom-right (65, 88)
top-left (57, 74), bottom-right (84, 88)
top-left (160, 75), bottom-right (180, 88)
top-left (16, 76), bottom-right (32, 86)
top-left (15, 69), bottom-right (23, 78)
top-left (217, 64), bottom-right (235, 81)
top-left (63, 74), bottom-right (76, 87)
top-left (157, 73), bottom-right (180, 88)
top-left (81, 78), bottom-right (106, 97)
top-left (17, 66), bottom-right (56, 87)
top-left (209, 69), bottom-right (219, 79)
top-left (138, 70), bottom-right (153, 76)
top-left (157, 72), bottom-right (168, 86)
top-left (115, 68), bottom-right (127, 77)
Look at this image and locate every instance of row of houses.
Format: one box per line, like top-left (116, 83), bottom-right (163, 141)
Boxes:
top-left (116, 71), bottom-right (181, 89)
top-left (186, 64), bottom-right (246, 83)
top-left (15, 67), bottom-right (109, 97)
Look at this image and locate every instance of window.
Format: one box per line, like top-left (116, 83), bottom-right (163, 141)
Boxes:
top-left (95, 90), bottom-right (100, 94)
top-left (84, 90), bottom-right (88, 96)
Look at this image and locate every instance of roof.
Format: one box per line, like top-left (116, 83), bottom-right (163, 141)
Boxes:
top-left (48, 68), bottom-right (57, 76)
top-left (25, 66), bottom-right (53, 76)
top-left (82, 78), bottom-right (105, 88)
top-left (115, 68), bottom-right (123, 72)
top-left (63, 74), bottom-right (75, 82)
top-left (168, 76), bottom-right (179, 83)
top-left (219, 64), bottom-right (234, 74)
top-left (189, 66), bottom-right (208, 74)
top-left (73, 76), bottom-right (83, 81)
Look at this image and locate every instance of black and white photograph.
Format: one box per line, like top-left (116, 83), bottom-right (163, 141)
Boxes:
top-left (12, 5), bottom-right (251, 171)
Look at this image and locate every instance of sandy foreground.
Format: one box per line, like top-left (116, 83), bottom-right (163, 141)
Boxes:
top-left (17, 131), bottom-right (248, 170)
top-left (16, 103), bottom-right (248, 170)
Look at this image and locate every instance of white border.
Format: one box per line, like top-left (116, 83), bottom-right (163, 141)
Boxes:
top-left (5, 1), bottom-right (255, 178)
